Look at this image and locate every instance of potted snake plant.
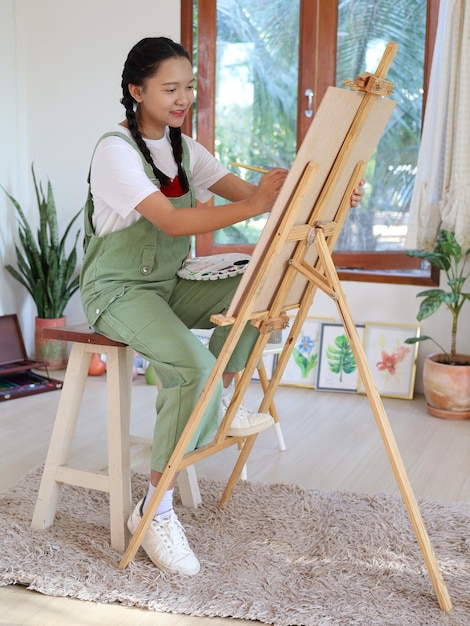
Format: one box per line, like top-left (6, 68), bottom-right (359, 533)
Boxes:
top-left (405, 230), bottom-right (470, 419)
top-left (3, 165), bottom-right (82, 369)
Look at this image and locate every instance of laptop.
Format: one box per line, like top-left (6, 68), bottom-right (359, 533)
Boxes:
top-left (0, 314), bottom-right (63, 402)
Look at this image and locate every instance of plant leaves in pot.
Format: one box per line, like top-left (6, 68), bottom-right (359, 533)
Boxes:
top-left (3, 165), bottom-right (82, 369)
top-left (405, 230), bottom-right (470, 419)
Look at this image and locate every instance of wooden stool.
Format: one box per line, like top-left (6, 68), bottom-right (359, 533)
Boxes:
top-left (31, 324), bottom-right (200, 553)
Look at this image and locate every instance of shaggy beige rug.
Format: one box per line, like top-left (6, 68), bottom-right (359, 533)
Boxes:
top-left (1, 467), bottom-right (470, 625)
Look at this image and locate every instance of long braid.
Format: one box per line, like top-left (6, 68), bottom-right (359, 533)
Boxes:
top-left (121, 89), bottom-right (171, 187)
top-left (120, 37), bottom-right (191, 192)
top-left (169, 127), bottom-right (189, 192)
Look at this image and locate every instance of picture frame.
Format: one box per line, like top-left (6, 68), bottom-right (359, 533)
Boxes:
top-left (316, 322), bottom-right (365, 392)
top-left (279, 316), bottom-right (334, 389)
top-left (251, 351), bottom-right (277, 382)
top-left (359, 322), bottom-right (420, 399)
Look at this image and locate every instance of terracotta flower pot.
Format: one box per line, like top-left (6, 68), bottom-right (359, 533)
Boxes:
top-left (35, 316), bottom-right (68, 370)
top-left (423, 353), bottom-right (470, 420)
top-left (88, 353), bottom-right (106, 376)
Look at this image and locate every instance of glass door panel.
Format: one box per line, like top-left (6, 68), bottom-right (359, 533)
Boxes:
top-left (212, 0), bottom-right (300, 245)
top-left (335, 0), bottom-right (427, 253)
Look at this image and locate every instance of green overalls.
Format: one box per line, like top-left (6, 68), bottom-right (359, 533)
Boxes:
top-left (80, 132), bottom-right (258, 472)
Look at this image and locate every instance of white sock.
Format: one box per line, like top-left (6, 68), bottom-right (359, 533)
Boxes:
top-left (142, 482), bottom-right (174, 517)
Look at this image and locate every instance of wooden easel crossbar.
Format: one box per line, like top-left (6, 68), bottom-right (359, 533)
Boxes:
top-left (119, 42), bottom-right (452, 612)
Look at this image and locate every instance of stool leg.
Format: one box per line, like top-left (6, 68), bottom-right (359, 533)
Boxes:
top-left (105, 345), bottom-right (134, 552)
top-left (177, 465), bottom-right (202, 509)
top-left (31, 343), bottom-right (91, 531)
top-left (258, 360), bottom-right (286, 451)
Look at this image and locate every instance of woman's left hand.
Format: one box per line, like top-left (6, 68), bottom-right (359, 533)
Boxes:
top-left (350, 179), bottom-right (365, 208)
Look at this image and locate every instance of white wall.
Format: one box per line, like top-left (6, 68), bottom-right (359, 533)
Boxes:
top-left (0, 0), bottom-right (181, 349)
top-left (22, 0), bottom-right (181, 202)
top-left (0, 0), bottom-right (33, 324)
top-left (0, 0), bottom-right (469, 391)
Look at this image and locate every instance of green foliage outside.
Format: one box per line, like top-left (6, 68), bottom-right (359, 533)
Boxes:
top-left (336, 0), bottom-right (427, 251)
top-left (211, 0), bottom-right (299, 244)
top-left (200, 0), bottom-right (427, 250)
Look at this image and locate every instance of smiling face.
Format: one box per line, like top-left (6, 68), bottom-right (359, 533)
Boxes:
top-left (128, 56), bottom-right (195, 139)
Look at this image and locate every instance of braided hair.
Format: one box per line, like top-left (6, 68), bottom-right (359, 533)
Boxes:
top-left (121, 37), bottom-right (190, 192)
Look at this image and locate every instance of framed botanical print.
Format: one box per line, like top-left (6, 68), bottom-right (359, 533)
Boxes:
top-left (251, 351), bottom-right (277, 382)
top-left (359, 322), bottom-right (420, 399)
top-left (316, 322), bottom-right (365, 392)
top-left (279, 316), bottom-right (334, 388)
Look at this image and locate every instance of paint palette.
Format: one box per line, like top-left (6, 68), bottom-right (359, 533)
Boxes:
top-left (176, 253), bottom-right (251, 281)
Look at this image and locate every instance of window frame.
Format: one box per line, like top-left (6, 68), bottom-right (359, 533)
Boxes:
top-left (181, 0), bottom-right (440, 286)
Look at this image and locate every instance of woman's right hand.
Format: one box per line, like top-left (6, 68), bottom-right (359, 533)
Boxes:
top-left (136, 167), bottom-right (288, 237)
top-left (252, 168), bottom-right (288, 214)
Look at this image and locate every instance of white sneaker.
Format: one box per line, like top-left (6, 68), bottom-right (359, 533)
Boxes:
top-left (221, 394), bottom-right (274, 437)
top-left (127, 499), bottom-right (200, 575)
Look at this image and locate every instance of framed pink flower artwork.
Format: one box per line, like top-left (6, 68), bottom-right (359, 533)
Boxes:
top-left (359, 322), bottom-right (420, 399)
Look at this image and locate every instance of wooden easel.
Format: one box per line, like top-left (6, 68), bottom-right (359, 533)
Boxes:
top-left (119, 43), bottom-right (452, 612)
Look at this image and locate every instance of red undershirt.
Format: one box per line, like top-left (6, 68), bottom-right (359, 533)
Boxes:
top-left (160, 176), bottom-right (184, 198)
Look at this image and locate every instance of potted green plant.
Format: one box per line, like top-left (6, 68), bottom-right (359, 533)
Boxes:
top-left (405, 229), bottom-right (470, 419)
top-left (3, 165), bottom-right (82, 369)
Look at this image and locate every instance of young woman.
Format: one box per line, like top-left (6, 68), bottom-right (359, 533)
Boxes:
top-left (80, 37), bottom-right (363, 577)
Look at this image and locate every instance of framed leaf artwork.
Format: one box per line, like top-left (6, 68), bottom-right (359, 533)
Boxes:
top-left (280, 316), bottom-right (334, 388)
top-left (316, 322), bottom-right (365, 392)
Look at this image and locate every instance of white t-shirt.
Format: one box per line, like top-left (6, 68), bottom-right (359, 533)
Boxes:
top-left (90, 125), bottom-right (230, 235)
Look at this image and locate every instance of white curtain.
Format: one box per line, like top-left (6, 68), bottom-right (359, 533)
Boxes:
top-left (406, 0), bottom-right (470, 250)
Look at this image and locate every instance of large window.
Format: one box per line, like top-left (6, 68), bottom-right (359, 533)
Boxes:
top-left (213, 1), bottom-right (299, 246)
top-left (181, 0), bottom-right (440, 285)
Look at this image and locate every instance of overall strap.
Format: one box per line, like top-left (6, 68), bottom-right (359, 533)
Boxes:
top-left (86, 131), bottom-right (156, 185)
top-left (87, 131), bottom-right (192, 184)
top-left (83, 131), bottom-right (192, 248)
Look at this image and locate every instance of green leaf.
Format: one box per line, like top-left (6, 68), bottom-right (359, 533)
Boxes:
top-left (442, 292), bottom-right (459, 306)
top-left (406, 249), bottom-right (450, 271)
top-left (404, 335), bottom-right (431, 345)
top-left (415, 288), bottom-right (445, 299)
top-left (416, 294), bottom-right (443, 320)
top-left (292, 348), bottom-right (318, 379)
top-left (326, 335), bottom-right (357, 382)
top-left (436, 230), bottom-right (462, 261)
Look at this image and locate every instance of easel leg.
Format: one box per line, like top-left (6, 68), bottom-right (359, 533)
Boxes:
top-left (218, 434), bottom-right (258, 508)
top-left (314, 229), bottom-right (452, 612)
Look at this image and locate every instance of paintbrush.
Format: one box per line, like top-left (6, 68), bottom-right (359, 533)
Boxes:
top-left (228, 162), bottom-right (269, 174)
